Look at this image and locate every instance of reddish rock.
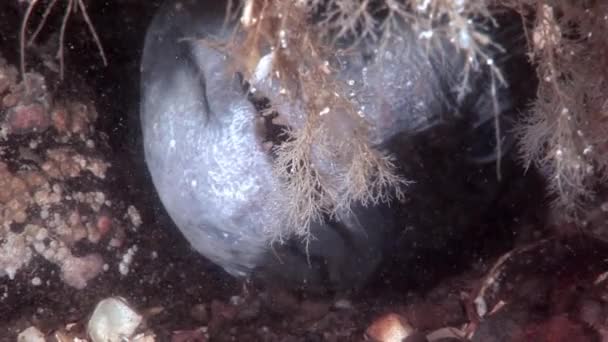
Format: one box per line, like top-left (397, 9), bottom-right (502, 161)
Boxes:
top-left (297, 300), bottom-right (330, 323)
top-left (41, 160), bottom-right (62, 179)
top-left (2, 93), bottom-right (18, 107)
top-left (96, 214), bottom-right (113, 237)
top-left (366, 313), bottom-right (414, 342)
top-left (208, 300), bottom-right (238, 336)
top-left (70, 109), bottom-right (88, 134)
top-left (21, 171), bottom-right (48, 189)
top-left (515, 315), bottom-right (598, 342)
top-left (210, 299), bottom-right (238, 321)
top-left (264, 289), bottom-right (300, 315)
top-left (0, 75), bottom-right (10, 95)
top-left (6, 103), bottom-right (50, 134)
top-left (51, 105), bottom-right (70, 133)
top-left (171, 329), bottom-right (207, 342)
top-left (190, 304), bottom-right (210, 323)
top-left (405, 298), bottom-right (464, 331)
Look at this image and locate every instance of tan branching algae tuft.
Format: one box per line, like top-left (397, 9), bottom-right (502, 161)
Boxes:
top-left (216, 0), bottom-right (519, 242)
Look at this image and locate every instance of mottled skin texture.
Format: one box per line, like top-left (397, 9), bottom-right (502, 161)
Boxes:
top-left (140, 0), bottom-right (527, 291)
top-left (140, 0), bottom-right (396, 290)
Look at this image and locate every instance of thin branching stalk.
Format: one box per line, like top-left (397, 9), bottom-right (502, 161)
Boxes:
top-left (28, 0), bottom-right (59, 46)
top-left (20, 0), bottom-right (39, 80)
top-left (19, 0), bottom-right (108, 81)
top-left (76, 0), bottom-right (108, 68)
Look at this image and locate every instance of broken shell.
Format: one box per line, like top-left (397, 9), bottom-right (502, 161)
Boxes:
top-left (131, 333), bottom-right (157, 342)
top-left (366, 313), bottom-right (414, 342)
top-left (87, 297), bottom-right (143, 342)
top-left (54, 329), bottom-right (86, 342)
top-left (17, 326), bottom-right (46, 342)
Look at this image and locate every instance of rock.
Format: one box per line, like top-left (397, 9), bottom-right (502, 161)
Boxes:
top-left (297, 300), bottom-right (330, 323)
top-left (2, 93), bottom-right (18, 107)
top-left (333, 298), bottom-right (354, 310)
top-left (403, 332), bottom-right (429, 342)
top-left (208, 300), bottom-right (238, 335)
top-left (514, 315), bottom-right (598, 342)
top-left (6, 103), bottom-right (50, 134)
top-left (263, 289), bottom-right (299, 315)
top-left (405, 298), bottom-right (464, 331)
top-left (60, 253), bottom-right (104, 289)
top-left (366, 313), bottom-right (414, 342)
top-left (171, 328), bottom-right (207, 342)
top-left (190, 303), bottom-right (209, 323)
top-left (236, 298), bottom-right (262, 321)
top-left (51, 105), bottom-right (69, 133)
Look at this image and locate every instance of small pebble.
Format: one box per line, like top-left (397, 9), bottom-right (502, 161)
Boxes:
top-left (230, 295), bottom-right (244, 306)
top-left (190, 304), bottom-right (209, 323)
top-left (366, 313), bottom-right (414, 342)
top-left (334, 299), bottom-right (354, 310)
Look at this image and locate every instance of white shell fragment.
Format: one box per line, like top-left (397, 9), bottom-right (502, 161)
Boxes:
top-left (365, 313), bottom-right (414, 342)
top-left (87, 297), bottom-right (143, 342)
top-left (17, 326), bottom-right (46, 342)
top-left (251, 52), bottom-right (275, 84)
top-left (131, 333), bottom-right (157, 342)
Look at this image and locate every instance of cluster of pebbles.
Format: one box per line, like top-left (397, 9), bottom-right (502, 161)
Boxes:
top-left (0, 55), bottom-right (142, 291)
